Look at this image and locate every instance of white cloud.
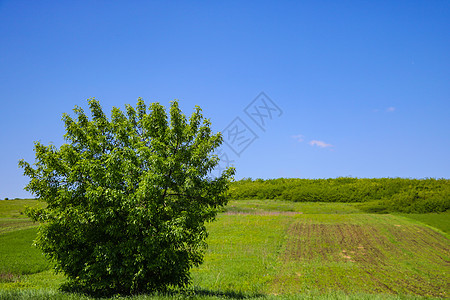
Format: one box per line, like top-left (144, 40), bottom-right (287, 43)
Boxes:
top-left (309, 140), bottom-right (334, 148)
top-left (386, 107), bottom-right (396, 112)
top-left (293, 135), bottom-right (335, 150)
top-left (292, 134), bottom-right (304, 142)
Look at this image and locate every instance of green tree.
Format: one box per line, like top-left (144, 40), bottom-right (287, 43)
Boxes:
top-left (19, 98), bottom-right (234, 295)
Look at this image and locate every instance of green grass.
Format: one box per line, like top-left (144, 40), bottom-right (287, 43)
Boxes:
top-left (0, 199), bottom-right (42, 219)
top-left (0, 199), bottom-right (43, 234)
top-left (396, 211), bottom-right (450, 235)
top-left (0, 200), bottom-right (448, 299)
top-left (191, 214), bottom-right (288, 293)
top-left (0, 289), bottom-right (442, 300)
top-left (0, 219), bottom-right (37, 235)
top-left (0, 227), bottom-right (51, 278)
top-left (192, 210), bottom-right (449, 298)
top-left (273, 215), bottom-right (449, 297)
top-left (224, 200), bottom-right (362, 214)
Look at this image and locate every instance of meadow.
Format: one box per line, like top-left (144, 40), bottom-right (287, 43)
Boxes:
top-left (0, 196), bottom-right (448, 299)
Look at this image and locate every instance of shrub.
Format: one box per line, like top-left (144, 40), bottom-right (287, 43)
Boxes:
top-left (19, 98), bottom-right (234, 296)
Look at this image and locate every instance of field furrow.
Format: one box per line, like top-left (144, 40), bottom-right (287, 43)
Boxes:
top-left (277, 218), bottom-right (450, 297)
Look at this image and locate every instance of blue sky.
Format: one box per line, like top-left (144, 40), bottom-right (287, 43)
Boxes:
top-left (1, 1), bottom-right (449, 199)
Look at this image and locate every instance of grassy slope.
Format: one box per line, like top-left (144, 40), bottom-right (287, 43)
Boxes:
top-left (0, 199), bottom-right (42, 218)
top-left (0, 228), bottom-right (51, 276)
top-left (0, 200), bottom-right (51, 283)
top-left (225, 200), bottom-right (362, 214)
top-left (0, 200), bottom-right (448, 299)
top-left (197, 202), bottom-right (449, 298)
top-left (274, 215), bottom-right (448, 297)
top-left (396, 211), bottom-right (450, 235)
top-left (0, 199), bottom-right (43, 234)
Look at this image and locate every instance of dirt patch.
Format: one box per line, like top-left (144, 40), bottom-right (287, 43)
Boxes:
top-left (0, 272), bottom-right (21, 283)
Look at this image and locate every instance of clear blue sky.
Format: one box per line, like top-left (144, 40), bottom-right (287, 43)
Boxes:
top-left (1, 1), bottom-right (449, 199)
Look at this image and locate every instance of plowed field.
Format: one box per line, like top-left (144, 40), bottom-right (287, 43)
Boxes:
top-left (278, 221), bottom-right (449, 297)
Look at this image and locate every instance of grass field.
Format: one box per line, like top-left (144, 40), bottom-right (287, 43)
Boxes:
top-left (0, 199), bottom-right (448, 299)
top-left (0, 199), bottom-right (44, 235)
top-left (396, 212), bottom-right (450, 235)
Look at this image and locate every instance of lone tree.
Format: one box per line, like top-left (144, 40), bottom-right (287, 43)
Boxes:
top-left (19, 98), bottom-right (234, 295)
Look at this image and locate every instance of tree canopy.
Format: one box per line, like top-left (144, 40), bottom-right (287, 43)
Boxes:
top-left (19, 98), bottom-right (234, 295)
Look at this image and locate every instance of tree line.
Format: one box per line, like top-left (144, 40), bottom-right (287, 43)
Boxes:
top-left (228, 177), bottom-right (449, 213)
